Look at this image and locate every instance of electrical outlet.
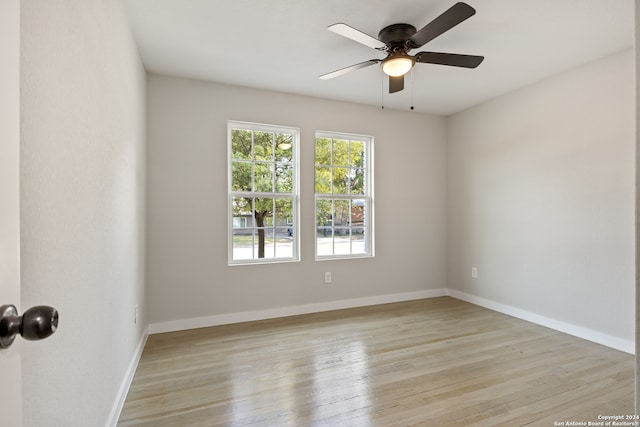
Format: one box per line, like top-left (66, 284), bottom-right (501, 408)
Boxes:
top-left (471, 267), bottom-right (478, 279)
top-left (324, 272), bottom-right (332, 284)
top-left (134, 304), bottom-right (138, 324)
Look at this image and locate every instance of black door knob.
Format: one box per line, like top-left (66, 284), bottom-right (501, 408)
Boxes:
top-left (0, 304), bottom-right (59, 349)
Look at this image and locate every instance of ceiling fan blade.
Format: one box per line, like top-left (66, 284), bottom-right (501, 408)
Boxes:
top-left (328, 23), bottom-right (386, 50)
top-left (319, 59), bottom-right (380, 80)
top-left (389, 75), bottom-right (404, 93)
top-left (415, 52), bottom-right (484, 68)
top-left (409, 2), bottom-right (476, 48)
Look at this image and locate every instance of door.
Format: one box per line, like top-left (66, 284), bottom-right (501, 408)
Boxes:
top-left (0, 0), bottom-right (22, 425)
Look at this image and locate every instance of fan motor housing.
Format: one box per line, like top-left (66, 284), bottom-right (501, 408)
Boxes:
top-left (378, 24), bottom-right (417, 44)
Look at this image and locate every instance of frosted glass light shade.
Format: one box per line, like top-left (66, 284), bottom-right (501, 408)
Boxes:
top-left (382, 56), bottom-right (414, 77)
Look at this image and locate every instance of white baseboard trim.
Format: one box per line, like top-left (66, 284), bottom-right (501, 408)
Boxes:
top-left (107, 327), bottom-right (149, 427)
top-left (447, 289), bottom-right (634, 354)
top-left (148, 289), bottom-right (448, 335)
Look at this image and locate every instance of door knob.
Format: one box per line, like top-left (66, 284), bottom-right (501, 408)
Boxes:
top-left (0, 304), bottom-right (59, 349)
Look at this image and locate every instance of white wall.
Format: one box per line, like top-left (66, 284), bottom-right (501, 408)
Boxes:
top-left (20, 0), bottom-right (146, 425)
top-left (146, 74), bottom-right (447, 326)
top-left (447, 50), bottom-right (635, 348)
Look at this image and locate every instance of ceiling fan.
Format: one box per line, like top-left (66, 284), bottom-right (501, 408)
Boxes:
top-left (319, 2), bottom-right (484, 94)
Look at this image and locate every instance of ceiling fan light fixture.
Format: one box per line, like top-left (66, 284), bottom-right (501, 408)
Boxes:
top-left (320, 2), bottom-right (483, 94)
top-left (382, 55), bottom-right (414, 77)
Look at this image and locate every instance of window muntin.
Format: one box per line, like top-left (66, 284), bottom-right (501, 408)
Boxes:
top-left (315, 132), bottom-right (373, 259)
top-left (228, 122), bottom-right (299, 264)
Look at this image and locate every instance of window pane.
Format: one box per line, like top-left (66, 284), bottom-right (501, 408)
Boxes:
top-left (253, 198), bottom-right (273, 223)
top-left (315, 166), bottom-right (331, 193)
top-left (317, 229), bottom-right (332, 256)
top-left (315, 137), bottom-right (331, 165)
top-left (254, 163), bottom-right (273, 192)
top-left (252, 236), bottom-right (260, 258)
top-left (334, 200), bottom-right (350, 227)
top-left (275, 164), bottom-right (293, 193)
top-left (351, 168), bottom-right (365, 195)
top-left (254, 131), bottom-right (273, 161)
top-left (275, 227), bottom-right (293, 258)
top-left (351, 229), bottom-right (366, 255)
top-left (274, 198), bottom-right (292, 226)
top-left (333, 139), bottom-right (349, 167)
top-left (316, 239), bottom-right (332, 256)
top-left (351, 199), bottom-right (365, 227)
top-left (275, 133), bottom-right (293, 162)
top-left (316, 196), bottom-right (332, 225)
top-left (262, 230), bottom-right (275, 258)
top-left (232, 229), bottom-right (254, 260)
top-left (334, 233), bottom-right (351, 256)
top-left (231, 129), bottom-right (252, 160)
top-left (350, 141), bottom-right (365, 167)
top-left (231, 162), bottom-right (252, 192)
top-left (333, 168), bottom-right (349, 194)
top-left (316, 198), bottom-right (333, 256)
top-left (232, 196), bottom-right (252, 217)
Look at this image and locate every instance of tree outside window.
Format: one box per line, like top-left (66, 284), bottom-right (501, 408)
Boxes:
top-left (315, 132), bottom-right (373, 259)
top-left (228, 122), bottom-right (299, 264)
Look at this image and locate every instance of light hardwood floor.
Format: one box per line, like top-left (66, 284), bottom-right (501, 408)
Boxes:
top-left (118, 297), bottom-right (634, 426)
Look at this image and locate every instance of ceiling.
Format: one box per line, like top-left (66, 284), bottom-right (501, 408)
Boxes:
top-left (123, 0), bottom-right (634, 116)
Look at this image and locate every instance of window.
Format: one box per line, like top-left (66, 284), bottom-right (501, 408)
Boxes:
top-left (315, 132), bottom-right (373, 259)
top-left (228, 121), bottom-right (299, 264)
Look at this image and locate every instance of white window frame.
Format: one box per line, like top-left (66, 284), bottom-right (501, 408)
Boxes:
top-left (228, 121), bottom-right (300, 265)
top-left (314, 131), bottom-right (374, 260)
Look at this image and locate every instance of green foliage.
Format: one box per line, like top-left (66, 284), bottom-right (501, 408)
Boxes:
top-left (274, 198), bottom-right (292, 224)
top-left (275, 164), bottom-right (293, 193)
top-left (350, 141), bottom-right (365, 195)
top-left (316, 198), bottom-right (332, 228)
top-left (231, 162), bottom-right (252, 192)
top-left (231, 128), bottom-right (294, 197)
top-left (315, 138), bottom-right (331, 165)
top-left (314, 136), bottom-right (367, 195)
top-left (333, 139), bottom-right (349, 166)
top-left (315, 167), bottom-right (331, 193)
top-left (315, 136), bottom-right (369, 247)
top-left (335, 199), bottom-right (350, 224)
top-left (254, 163), bottom-right (273, 192)
top-left (254, 131), bottom-right (273, 161)
top-left (231, 129), bottom-right (252, 160)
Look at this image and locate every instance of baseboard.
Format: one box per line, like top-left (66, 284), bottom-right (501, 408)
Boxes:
top-left (447, 289), bottom-right (634, 354)
top-left (148, 289), bottom-right (448, 334)
top-left (107, 327), bottom-right (149, 427)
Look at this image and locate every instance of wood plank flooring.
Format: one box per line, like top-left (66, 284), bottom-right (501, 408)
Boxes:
top-left (118, 297), bottom-right (634, 426)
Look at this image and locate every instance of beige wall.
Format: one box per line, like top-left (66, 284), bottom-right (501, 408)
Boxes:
top-left (146, 74), bottom-right (448, 326)
top-left (447, 50), bottom-right (635, 348)
top-left (0, 1), bottom-right (22, 425)
top-left (20, 0), bottom-right (146, 425)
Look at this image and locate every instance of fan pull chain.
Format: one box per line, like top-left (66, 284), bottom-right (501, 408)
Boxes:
top-left (410, 68), bottom-right (414, 111)
top-left (381, 71), bottom-right (385, 109)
